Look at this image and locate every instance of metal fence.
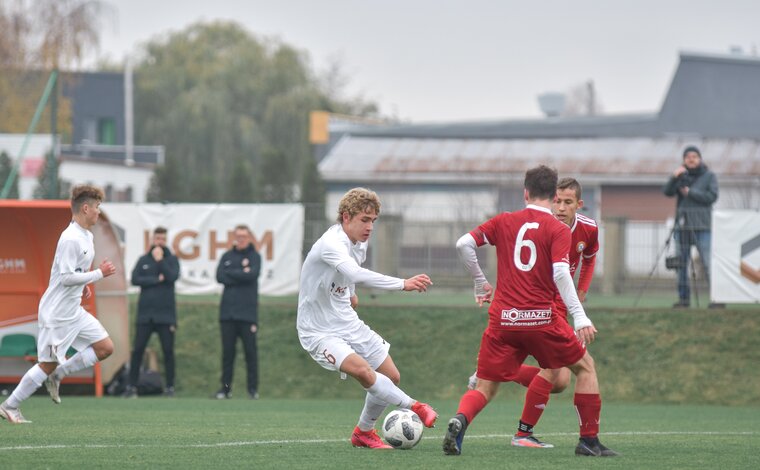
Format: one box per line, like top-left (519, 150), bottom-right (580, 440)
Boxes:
top-left (302, 204), bottom-right (711, 296)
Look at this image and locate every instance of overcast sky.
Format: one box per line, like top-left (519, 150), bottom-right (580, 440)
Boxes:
top-left (92, 0), bottom-right (760, 123)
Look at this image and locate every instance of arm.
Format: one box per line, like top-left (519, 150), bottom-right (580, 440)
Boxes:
top-left (131, 256), bottom-right (161, 287)
top-left (336, 261), bottom-right (404, 290)
top-left (456, 233), bottom-right (493, 306)
top-left (663, 166), bottom-right (686, 197)
top-left (687, 173), bottom-right (718, 205)
top-left (554, 262), bottom-right (596, 344)
top-left (62, 269), bottom-right (104, 287)
top-left (159, 254), bottom-right (180, 283)
top-left (576, 254), bottom-right (596, 301)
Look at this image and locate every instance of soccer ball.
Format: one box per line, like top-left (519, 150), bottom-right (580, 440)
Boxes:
top-left (382, 409), bottom-right (424, 449)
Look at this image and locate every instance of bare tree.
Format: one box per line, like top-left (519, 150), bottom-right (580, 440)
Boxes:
top-left (562, 80), bottom-right (604, 117)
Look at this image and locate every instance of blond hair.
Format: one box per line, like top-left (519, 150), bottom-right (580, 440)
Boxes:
top-left (336, 187), bottom-right (381, 222)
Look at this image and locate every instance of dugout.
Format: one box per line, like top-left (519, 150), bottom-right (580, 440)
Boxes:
top-left (0, 200), bottom-right (129, 397)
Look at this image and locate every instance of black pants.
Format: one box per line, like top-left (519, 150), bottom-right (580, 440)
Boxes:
top-left (220, 320), bottom-right (258, 393)
top-left (129, 321), bottom-right (175, 388)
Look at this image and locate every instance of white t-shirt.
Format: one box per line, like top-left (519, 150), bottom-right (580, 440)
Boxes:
top-left (297, 224), bottom-right (403, 346)
top-left (38, 221), bottom-right (103, 327)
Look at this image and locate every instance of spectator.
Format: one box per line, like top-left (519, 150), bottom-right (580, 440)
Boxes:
top-left (215, 225), bottom-right (261, 399)
top-left (124, 227), bottom-right (180, 398)
top-left (663, 146), bottom-right (719, 308)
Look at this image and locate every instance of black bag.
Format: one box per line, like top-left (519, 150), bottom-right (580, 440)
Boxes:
top-left (665, 255), bottom-right (683, 271)
top-left (106, 363), bottom-right (164, 396)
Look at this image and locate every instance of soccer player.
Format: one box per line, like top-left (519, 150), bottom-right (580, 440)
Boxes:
top-left (0, 185), bottom-right (116, 424)
top-left (297, 187), bottom-right (438, 449)
top-left (467, 177), bottom-right (600, 393)
top-left (442, 165), bottom-right (617, 457)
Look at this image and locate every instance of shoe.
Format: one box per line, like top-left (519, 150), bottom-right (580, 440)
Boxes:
top-left (708, 302), bottom-right (726, 309)
top-left (44, 372), bottom-right (62, 404)
top-left (123, 386), bottom-right (138, 399)
top-left (575, 436), bottom-right (620, 457)
top-left (214, 388), bottom-right (231, 399)
top-left (163, 387), bottom-right (175, 397)
top-left (411, 401), bottom-right (438, 428)
top-left (248, 389), bottom-right (259, 400)
top-left (442, 414), bottom-right (467, 455)
top-left (0, 402), bottom-right (31, 424)
top-left (351, 426), bottom-right (393, 449)
top-left (511, 434), bottom-right (554, 448)
top-left (672, 300), bottom-right (690, 308)
top-left (467, 373), bottom-right (478, 390)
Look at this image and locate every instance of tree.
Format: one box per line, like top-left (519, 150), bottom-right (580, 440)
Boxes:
top-left (32, 152), bottom-right (67, 199)
top-left (562, 80), bottom-right (604, 117)
top-left (255, 148), bottom-right (295, 203)
top-left (0, 151), bottom-right (19, 198)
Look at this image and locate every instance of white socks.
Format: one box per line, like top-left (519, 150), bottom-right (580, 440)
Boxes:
top-left (357, 392), bottom-right (388, 432)
top-left (6, 364), bottom-right (47, 408)
top-left (57, 346), bottom-right (98, 377)
top-left (364, 372), bottom-right (413, 409)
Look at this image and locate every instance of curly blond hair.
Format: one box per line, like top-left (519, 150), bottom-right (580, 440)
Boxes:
top-left (71, 184), bottom-right (104, 213)
top-left (336, 187), bottom-right (381, 222)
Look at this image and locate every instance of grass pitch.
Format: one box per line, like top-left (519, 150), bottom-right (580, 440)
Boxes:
top-left (1, 397), bottom-right (758, 469)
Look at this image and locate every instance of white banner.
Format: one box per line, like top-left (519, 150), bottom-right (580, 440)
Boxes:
top-left (105, 203), bottom-right (303, 295)
top-left (712, 210), bottom-right (760, 303)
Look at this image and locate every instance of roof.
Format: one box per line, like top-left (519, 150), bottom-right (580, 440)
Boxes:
top-left (319, 135), bottom-right (760, 185)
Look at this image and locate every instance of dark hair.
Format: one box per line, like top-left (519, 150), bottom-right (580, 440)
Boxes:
top-left (557, 177), bottom-right (582, 200)
top-left (524, 165), bottom-right (558, 200)
top-left (234, 224), bottom-right (252, 234)
top-left (154, 226), bottom-right (168, 235)
top-left (70, 185), bottom-right (104, 213)
top-left (682, 146), bottom-right (701, 159)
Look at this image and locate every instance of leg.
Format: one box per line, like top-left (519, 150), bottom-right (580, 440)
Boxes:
top-left (694, 230), bottom-right (711, 281)
top-left (675, 230), bottom-right (691, 304)
top-left (512, 369), bottom-right (557, 448)
top-left (239, 322), bottom-right (258, 396)
top-left (340, 353), bottom-right (414, 408)
top-left (356, 355), bottom-right (400, 432)
top-left (128, 323), bottom-right (153, 388)
top-left (1, 362), bottom-right (56, 423)
top-left (156, 324), bottom-right (176, 390)
top-left (218, 321), bottom-right (236, 396)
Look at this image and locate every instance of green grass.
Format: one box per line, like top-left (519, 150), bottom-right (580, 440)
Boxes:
top-left (1, 397), bottom-right (758, 469)
top-left (122, 293), bottom-right (760, 405)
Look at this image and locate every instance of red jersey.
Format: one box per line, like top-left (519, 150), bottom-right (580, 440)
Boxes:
top-left (471, 204), bottom-right (571, 331)
top-left (554, 213), bottom-right (599, 319)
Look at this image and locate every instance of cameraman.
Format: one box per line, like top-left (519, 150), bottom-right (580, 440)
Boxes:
top-left (663, 146), bottom-right (718, 308)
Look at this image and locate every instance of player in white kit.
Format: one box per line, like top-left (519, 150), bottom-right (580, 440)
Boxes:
top-left (297, 187), bottom-right (438, 449)
top-left (0, 185), bottom-right (116, 424)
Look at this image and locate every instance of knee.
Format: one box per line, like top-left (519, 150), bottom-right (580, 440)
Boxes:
top-left (353, 365), bottom-right (376, 388)
top-left (95, 341), bottom-right (114, 360)
top-left (385, 370), bottom-right (401, 385)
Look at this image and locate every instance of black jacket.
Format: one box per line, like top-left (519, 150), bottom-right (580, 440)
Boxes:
top-left (663, 163), bottom-right (718, 231)
top-left (216, 243), bottom-right (261, 323)
top-left (131, 246), bottom-right (180, 324)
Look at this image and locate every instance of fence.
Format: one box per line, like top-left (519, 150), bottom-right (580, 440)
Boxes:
top-left (302, 204), bottom-right (709, 297)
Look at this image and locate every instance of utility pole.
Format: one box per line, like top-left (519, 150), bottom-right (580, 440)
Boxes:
top-left (48, 69), bottom-right (60, 199)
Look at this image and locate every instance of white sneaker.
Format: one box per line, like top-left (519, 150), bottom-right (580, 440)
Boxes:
top-left (0, 402), bottom-right (32, 424)
top-left (467, 373), bottom-right (478, 390)
top-left (45, 373), bottom-right (62, 404)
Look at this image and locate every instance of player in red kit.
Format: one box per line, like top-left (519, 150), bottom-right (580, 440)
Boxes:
top-left (443, 166), bottom-right (618, 457)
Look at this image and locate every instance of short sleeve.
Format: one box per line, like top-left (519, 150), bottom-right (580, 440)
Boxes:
top-left (551, 223), bottom-right (571, 265)
top-left (583, 226), bottom-right (600, 258)
top-left (474, 215), bottom-right (501, 246)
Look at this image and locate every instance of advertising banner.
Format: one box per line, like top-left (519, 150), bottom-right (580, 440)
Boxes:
top-left (106, 203), bottom-right (303, 295)
top-left (711, 210), bottom-right (760, 303)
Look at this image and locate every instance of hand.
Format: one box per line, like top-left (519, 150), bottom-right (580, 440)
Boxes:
top-left (576, 324), bottom-right (597, 346)
top-left (577, 289), bottom-right (587, 302)
top-left (242, 258), bottom-right (250, 267)
top-left (158, 273), bottom-right (165, 282)
top-left (151, 246), bottom-right (164, 262)
top-left (82, 284), bottom-right (92, 300)
top-left (403, 274), bottom-right (432, 292)
top-left (678, 186), bottom-right (690, 197)
top-left (99, 259), bottom-right (116, 277)
top-left (474, 279), bottom-right (493, 307)
top-left (673, 166), bottom-right (687, 178)
top-left (350, 294), bottom-right (359, 309)
top-left (243, 267), bottom-right (251, 273)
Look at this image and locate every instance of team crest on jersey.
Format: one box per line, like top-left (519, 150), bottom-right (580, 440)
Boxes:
top-left (576, 241), bottom-right (586, 253)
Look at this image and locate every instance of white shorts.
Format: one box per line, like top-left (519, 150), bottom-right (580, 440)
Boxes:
top-left (301, 323), bottom-right (390, 372)
top-left (37, 308), bottom-right (109, 363)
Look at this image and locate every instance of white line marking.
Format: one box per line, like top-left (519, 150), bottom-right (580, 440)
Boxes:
top-left (0, 431), bottom-right (757, 451)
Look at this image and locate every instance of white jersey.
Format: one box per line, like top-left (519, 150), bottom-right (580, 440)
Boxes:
top-left (38, 221), bottom-right (101, 327)
top-left (297, 224), bottom-right (401, 347)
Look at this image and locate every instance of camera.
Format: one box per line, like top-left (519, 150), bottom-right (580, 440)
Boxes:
top-left (665, 255), bottom-right (683, 271)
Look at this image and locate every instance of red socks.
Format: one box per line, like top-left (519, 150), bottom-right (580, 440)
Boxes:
top-left (456, 390), bottom-right (488, 425)
top-left (574, 393), bottom-right (601, 437)
top-left (513, 365), bottom-right (540, 387)
top-left (517, 375), bottom-right (553, 436)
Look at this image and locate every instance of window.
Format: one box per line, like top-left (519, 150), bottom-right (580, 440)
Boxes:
top-left (97, 118), bottom-right (116, 145)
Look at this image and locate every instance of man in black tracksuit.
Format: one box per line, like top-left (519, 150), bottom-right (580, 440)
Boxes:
top-left (215, 224), bottom-right (261, 399)
top-left (126, 226), bottom-right (180, 397)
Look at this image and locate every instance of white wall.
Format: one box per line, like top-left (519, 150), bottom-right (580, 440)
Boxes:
top-left (58, 160), bottom-right (153, 202)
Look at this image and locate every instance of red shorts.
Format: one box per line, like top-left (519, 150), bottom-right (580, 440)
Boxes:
top-left (476, 320), bottom-right (586, 382)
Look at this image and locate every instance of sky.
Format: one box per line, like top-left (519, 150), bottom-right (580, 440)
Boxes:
top-left (90, 0), bottom-right (760, 123)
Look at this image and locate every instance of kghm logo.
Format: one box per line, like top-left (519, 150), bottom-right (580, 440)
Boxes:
top-left (501, 308), bottom-right (552, 323)
top-left (0, 258), bottom-right (27, 274)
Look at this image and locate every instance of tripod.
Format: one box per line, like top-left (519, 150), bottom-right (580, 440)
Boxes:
top-left (634, 217), bottom-right (703, 307)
